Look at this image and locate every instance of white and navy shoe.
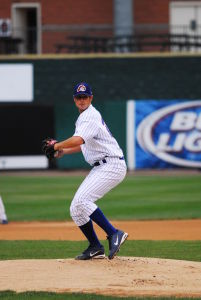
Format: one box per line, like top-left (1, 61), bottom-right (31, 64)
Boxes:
top-left (75, 244), bottom-right (105, 260)
top-left (0, 219), bottom-right (8, 224)
top-left (107, 230), bottom-right (128, 260)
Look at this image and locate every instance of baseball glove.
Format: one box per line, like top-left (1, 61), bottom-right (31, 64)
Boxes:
top-left (42, 137), bottom-right (58, 159)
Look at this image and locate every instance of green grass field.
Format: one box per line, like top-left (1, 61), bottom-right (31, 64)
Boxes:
top-left (2, 291), bottom-right (201, 300)
top-left (1, 173), bottom-right (201, 300)
top-left (1, 174), bottom-right (201, 221)
top-left (1, 240), bottom-right (201, 262)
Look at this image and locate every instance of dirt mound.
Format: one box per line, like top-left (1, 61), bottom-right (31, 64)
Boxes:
top-left (0, 257), bottom-right (201, 297)
top-left (1, 220), bottom-right (201, 297)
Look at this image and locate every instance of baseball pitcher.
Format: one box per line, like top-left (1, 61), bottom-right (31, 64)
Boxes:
top-left (42, 82), bottom-right (128, 260)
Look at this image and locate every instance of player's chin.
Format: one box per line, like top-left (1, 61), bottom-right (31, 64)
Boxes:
top-left (79, 105), bottom-right (87, 111)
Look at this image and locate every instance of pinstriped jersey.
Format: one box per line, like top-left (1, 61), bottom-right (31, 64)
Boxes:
top-left (73, 104), bottom-right (124, 165)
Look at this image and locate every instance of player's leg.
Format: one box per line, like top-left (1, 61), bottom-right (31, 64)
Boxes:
top-left (70, 160), bottom-right (126, 228)
top-left (70, 158), bottom-right (128, 259)
top-left (70, 169), bottom-right (108, 260)
top-left (75, 219), bottom-right (105, 260)
top-left (89, 159), bottom-right (128, 259)
top-left (90, 207), bottom-right (128, 259)
top-left (0, 196), bottom-right (8, 224)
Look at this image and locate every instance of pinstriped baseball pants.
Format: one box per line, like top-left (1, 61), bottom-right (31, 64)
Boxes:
top-left (70, 157), bottom-right (127, 226)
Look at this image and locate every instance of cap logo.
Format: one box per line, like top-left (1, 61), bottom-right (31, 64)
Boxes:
top-left (77, 84), bottom-right (86, 92)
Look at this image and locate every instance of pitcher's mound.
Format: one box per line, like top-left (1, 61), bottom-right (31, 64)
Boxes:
top-left (1, 257), bottom-right (201, 297)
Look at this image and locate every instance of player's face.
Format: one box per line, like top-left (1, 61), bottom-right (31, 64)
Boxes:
top-left (74, 95), bottom-right (93, 113)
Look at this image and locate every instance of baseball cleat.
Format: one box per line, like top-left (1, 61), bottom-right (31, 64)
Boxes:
top-left (107, 230), bottom-right (128, 260)
top-left (75, 244), bottom-right (105, 260)
top-left (0, 219), bottom-right (8, 225)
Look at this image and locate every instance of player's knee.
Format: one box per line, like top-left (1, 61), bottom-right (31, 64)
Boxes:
top-left (70, 198), bottom-right (84, 218)
top-left (69, 202), bottom-right (76, 218)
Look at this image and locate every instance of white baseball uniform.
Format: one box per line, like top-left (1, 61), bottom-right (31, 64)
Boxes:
top-left (70, 104), bottom-right (127, 226)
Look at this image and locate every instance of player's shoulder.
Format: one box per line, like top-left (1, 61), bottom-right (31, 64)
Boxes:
top-left (79, 105), bottom-right (101, 121)
top-left (89, 104), bottom-right (101, 117)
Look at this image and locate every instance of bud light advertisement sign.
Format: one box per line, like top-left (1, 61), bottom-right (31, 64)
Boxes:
top-left (135, 100), bottom-right (201, 168)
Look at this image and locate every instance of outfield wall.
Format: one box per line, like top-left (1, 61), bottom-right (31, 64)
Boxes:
top-left (0, 53), bottom-right (201, 170)
top-left (1, 53), bottom-right (201, 104)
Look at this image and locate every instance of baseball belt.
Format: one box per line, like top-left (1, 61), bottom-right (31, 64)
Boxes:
top-left (93, 156), bottom-right (124, 167)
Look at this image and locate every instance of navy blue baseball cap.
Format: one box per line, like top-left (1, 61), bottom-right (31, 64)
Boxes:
top-left (73, 82), bottom-right (93, 97)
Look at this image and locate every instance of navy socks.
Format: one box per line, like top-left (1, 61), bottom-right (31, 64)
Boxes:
top-left (79, 208), bottom-right (117, 246)
top-left (79, 219), bottom-right (101, 247)
top-left (90, 208), bottom-right (117, 237)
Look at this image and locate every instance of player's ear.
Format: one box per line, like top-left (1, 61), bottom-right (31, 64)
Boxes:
top-left (90, 95), bottom-right (93, 102)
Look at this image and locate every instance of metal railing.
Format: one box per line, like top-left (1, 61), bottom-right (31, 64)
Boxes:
top-left (1, 24), bottom-right (201, 54)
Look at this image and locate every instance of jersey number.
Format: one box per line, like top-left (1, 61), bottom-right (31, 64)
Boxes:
top-left (101, 118), bottom-right (113, 137)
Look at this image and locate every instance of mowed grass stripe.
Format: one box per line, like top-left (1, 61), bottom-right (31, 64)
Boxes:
top-left (0, 240), bottom-right (201, 262)
top-left (0, 175), bottom-right (201, 221)
top-left (2, 291), bottom-right (201, 300)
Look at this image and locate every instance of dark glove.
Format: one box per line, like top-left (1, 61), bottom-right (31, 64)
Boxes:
top-left (42, 137), bottom-right (58, 159)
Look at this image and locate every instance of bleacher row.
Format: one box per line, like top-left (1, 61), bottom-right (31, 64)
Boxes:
top-left (55, 33), bottom-right (201, 53)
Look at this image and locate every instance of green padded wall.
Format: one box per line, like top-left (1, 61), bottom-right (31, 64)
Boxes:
top-left (32, 55), bottom-right (201, 102)
top-left (2, 54), bottom-right (201, 104)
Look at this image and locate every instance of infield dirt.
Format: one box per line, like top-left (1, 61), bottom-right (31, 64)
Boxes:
top-left (1, 219), bottom-right (201, 297)
top-left (0, 219), bottom-right (201, 240)
top-left (0, 256), bottom-right (201, 297)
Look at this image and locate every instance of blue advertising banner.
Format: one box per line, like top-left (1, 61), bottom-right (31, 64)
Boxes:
top-left (129, 100), bottom-right (201, 169)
